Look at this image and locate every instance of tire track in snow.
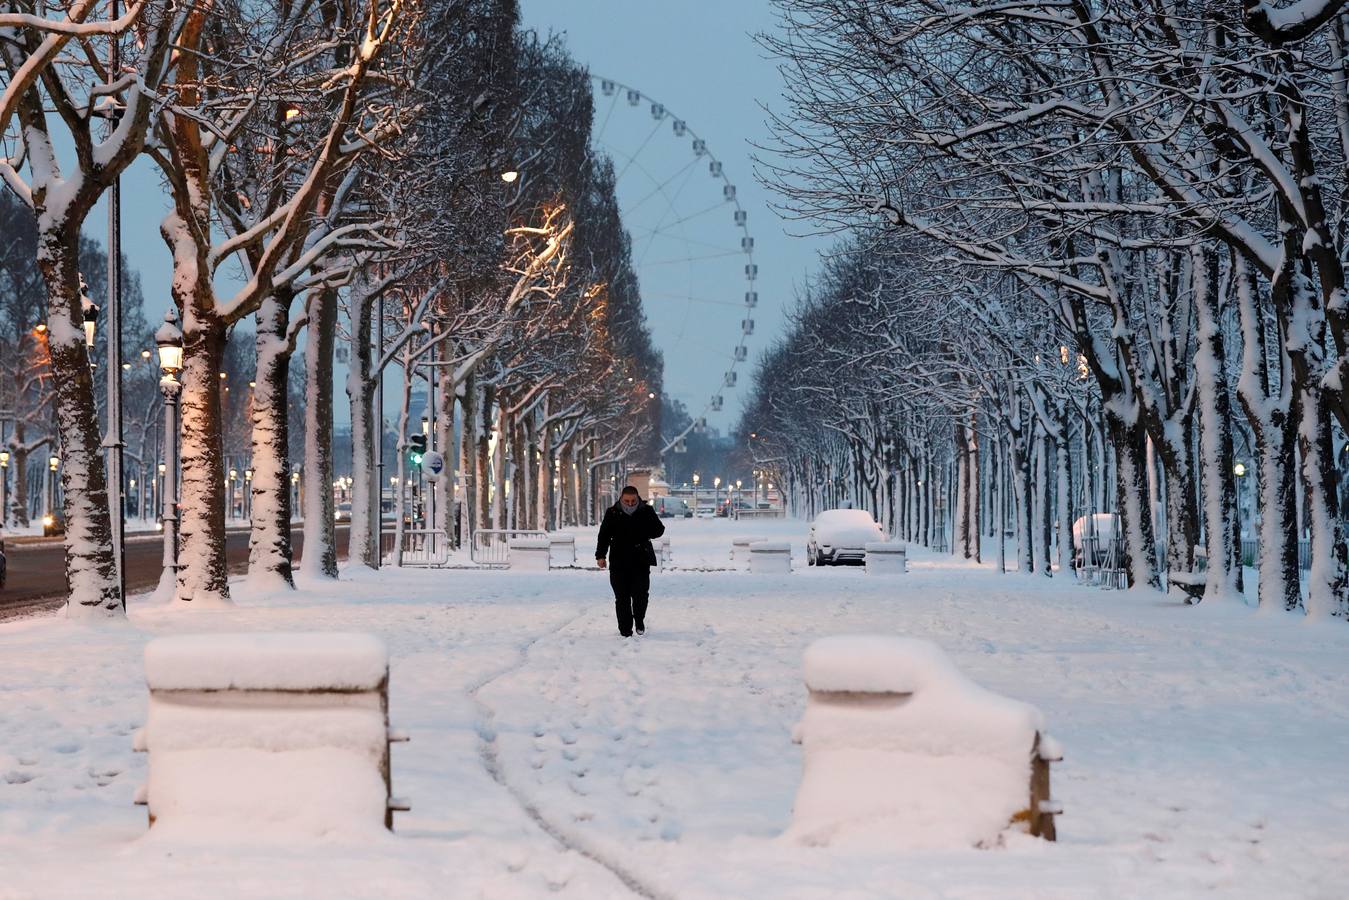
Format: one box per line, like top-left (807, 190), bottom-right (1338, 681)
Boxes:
top-left (467, 606), bottom-right (666, 900)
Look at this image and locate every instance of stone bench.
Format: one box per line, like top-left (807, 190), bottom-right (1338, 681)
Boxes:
top-left (730, 535), bottom-right (768, 567)
top-left (549, 532), bottom-right (577, 567)
top-left (509, 537), bottom-right (552, 571)
top-left (749, 541), bottom-right (792, 575)
top-left (789, 635), bottom-right (1060, 848)
top-left (865, 542), bottom-right (907, 575)
top-left (133, 632), bottom-right (409, 835)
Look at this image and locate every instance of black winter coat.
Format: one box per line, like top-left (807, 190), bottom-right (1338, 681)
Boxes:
top-left (595, 500), bottom-right (666, 569)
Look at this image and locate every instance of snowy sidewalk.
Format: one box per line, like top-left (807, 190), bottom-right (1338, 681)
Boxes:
top-left (2, 518), bottom-right (1347, 898)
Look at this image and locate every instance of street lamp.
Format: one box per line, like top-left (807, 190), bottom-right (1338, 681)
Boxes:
top-left (692, 473), bottom-right (700, 513)
top-left (156, 308), bottom-right (183, 589)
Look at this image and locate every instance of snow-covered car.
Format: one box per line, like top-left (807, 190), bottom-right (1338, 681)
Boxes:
top-left (695, 506), bottom-right (715, 519)
top-left (807, 508), bottom-right (885, 566)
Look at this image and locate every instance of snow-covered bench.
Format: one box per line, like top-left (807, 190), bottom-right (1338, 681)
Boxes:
top-left (730, 535), bottom-right (767, 567)
top-left (508, 537), bottom-right (552, 571)
top-left (133, 633), bottom-right (409, 835)
top-left (749, 541), bottom-right (792, 574)
top-left (864, 542), bottom-right (906, 575)
top-left (549, 532), bottom-right (577, 567)
top-left (790, 635), bottom-right (1061, 848)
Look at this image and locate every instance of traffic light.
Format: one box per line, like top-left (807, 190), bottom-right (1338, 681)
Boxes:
top-left (408, 433), bottom-right (426, 466)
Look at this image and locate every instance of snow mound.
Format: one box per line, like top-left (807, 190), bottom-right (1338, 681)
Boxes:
top-left (792, 635), bottom-right (1047, 849)
top-left (144, 632), bottom-right (388, 692)
top-left (749, 541), bottom-right (791, 552)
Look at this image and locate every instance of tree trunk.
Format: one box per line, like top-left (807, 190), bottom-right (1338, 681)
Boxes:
top-left (1105, 403), bottom-right (1160, 590)
top-left (37, 229), bottom-right (121, 614)
top-left (247, 292), bottom-right (297, 587)
top-left (346, 304), bottom-right (378, 569)
top-left (175, 308), bottom-right (231, 604)
top-left (301, 287), bottom-right (338, 579)
top-left (1191, 246), bottom-right (1242, 601)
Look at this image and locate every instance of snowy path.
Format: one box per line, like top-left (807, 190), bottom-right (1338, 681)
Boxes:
top-left (2, 518), bottom-right (1347, 898)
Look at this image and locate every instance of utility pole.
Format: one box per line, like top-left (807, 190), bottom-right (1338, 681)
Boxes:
top-left (105, 1), bottom-right (126, 609)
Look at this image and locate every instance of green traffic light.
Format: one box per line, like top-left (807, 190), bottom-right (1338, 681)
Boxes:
top-left (410, 453), bottom-right (423, 465)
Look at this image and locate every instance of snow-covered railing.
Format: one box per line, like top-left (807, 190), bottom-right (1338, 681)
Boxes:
top-left (472, 529), bottom-right (548, 568)
top-left (133, 633), bottom-right (410, 836)
top-left (789, 635), bottom-right (1061, 848)
top-left (748, 541), bottom-right (791, 574)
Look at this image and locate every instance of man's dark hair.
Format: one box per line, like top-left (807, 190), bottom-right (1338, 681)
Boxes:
top-left (620, 486), bottom-right (640, 497)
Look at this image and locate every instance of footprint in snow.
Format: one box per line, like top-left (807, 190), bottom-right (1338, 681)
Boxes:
top-left (4, 771), bottom-right (35, 785)
top-left (52, 742), bottom-right (81, 755)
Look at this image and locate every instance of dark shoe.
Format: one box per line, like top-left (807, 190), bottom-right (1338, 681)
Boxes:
top-left (635, 623), bottom-right (645, 636)
top-left (620, 630), bottom-right (633, 638)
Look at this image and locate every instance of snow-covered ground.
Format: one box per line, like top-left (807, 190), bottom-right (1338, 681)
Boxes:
top-left (2, 517), bottom-right (1347, 898)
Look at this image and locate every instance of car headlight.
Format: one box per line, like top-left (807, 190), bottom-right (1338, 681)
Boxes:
top-left (42, 514), bottom-right (55, 528)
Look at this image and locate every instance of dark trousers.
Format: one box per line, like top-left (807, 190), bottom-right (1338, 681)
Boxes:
top-left (609, 565), bottom-right (650, 634)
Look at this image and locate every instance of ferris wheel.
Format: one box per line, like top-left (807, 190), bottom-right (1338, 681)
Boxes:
top-left (588, 75), bottom-right (759, 453)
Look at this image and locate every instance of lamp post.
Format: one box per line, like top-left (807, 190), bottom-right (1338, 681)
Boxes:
top-left (244, 468), bottom-right (253, 520)
top-left (46, 454), bottom-right (60, 534)
top-left (156, 309), bottom-right (183, 590)
top-left (692, 473), bottom-right (700, 514)
top-left (1233, 461), bottom-right (1247, 569)
top-left (0, 449), bottom-right (8, 528)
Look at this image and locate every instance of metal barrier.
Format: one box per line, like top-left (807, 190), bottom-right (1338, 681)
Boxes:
top-left (734, 507), bottom-right (785, 520)
top-left (471, 529), bottom-right (548, 568)
top-left (393, 531), bottom-right (450, 566)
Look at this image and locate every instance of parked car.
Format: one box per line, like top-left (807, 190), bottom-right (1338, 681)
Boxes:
top-left (652, 496), bottom-right (692, 518)
top-left (336, 502), bottom-right (352, 522)
top-left (695, 506), bottom-right (715, 519)
top-left (41, 512), bottom-right (64, 538)
top-left (716, 498), bottom-right (754, 518)
top-left (807, 508), bottom-right (885, 566)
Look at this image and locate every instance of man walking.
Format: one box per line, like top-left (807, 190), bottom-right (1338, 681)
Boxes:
top-left (596, 486), bottom-right (666, 637)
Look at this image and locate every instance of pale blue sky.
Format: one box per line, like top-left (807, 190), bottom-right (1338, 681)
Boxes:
top-left (81, 2), bottom-right (823, 430)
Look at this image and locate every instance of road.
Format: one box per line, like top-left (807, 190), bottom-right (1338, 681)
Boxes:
top-left (1, 524), bottom-right (350, 619)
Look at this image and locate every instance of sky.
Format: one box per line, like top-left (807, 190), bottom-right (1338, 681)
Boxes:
top-left (78, 1), bottom-right (828, 433)
top-left (517, 0), bottom-right (829, 432)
